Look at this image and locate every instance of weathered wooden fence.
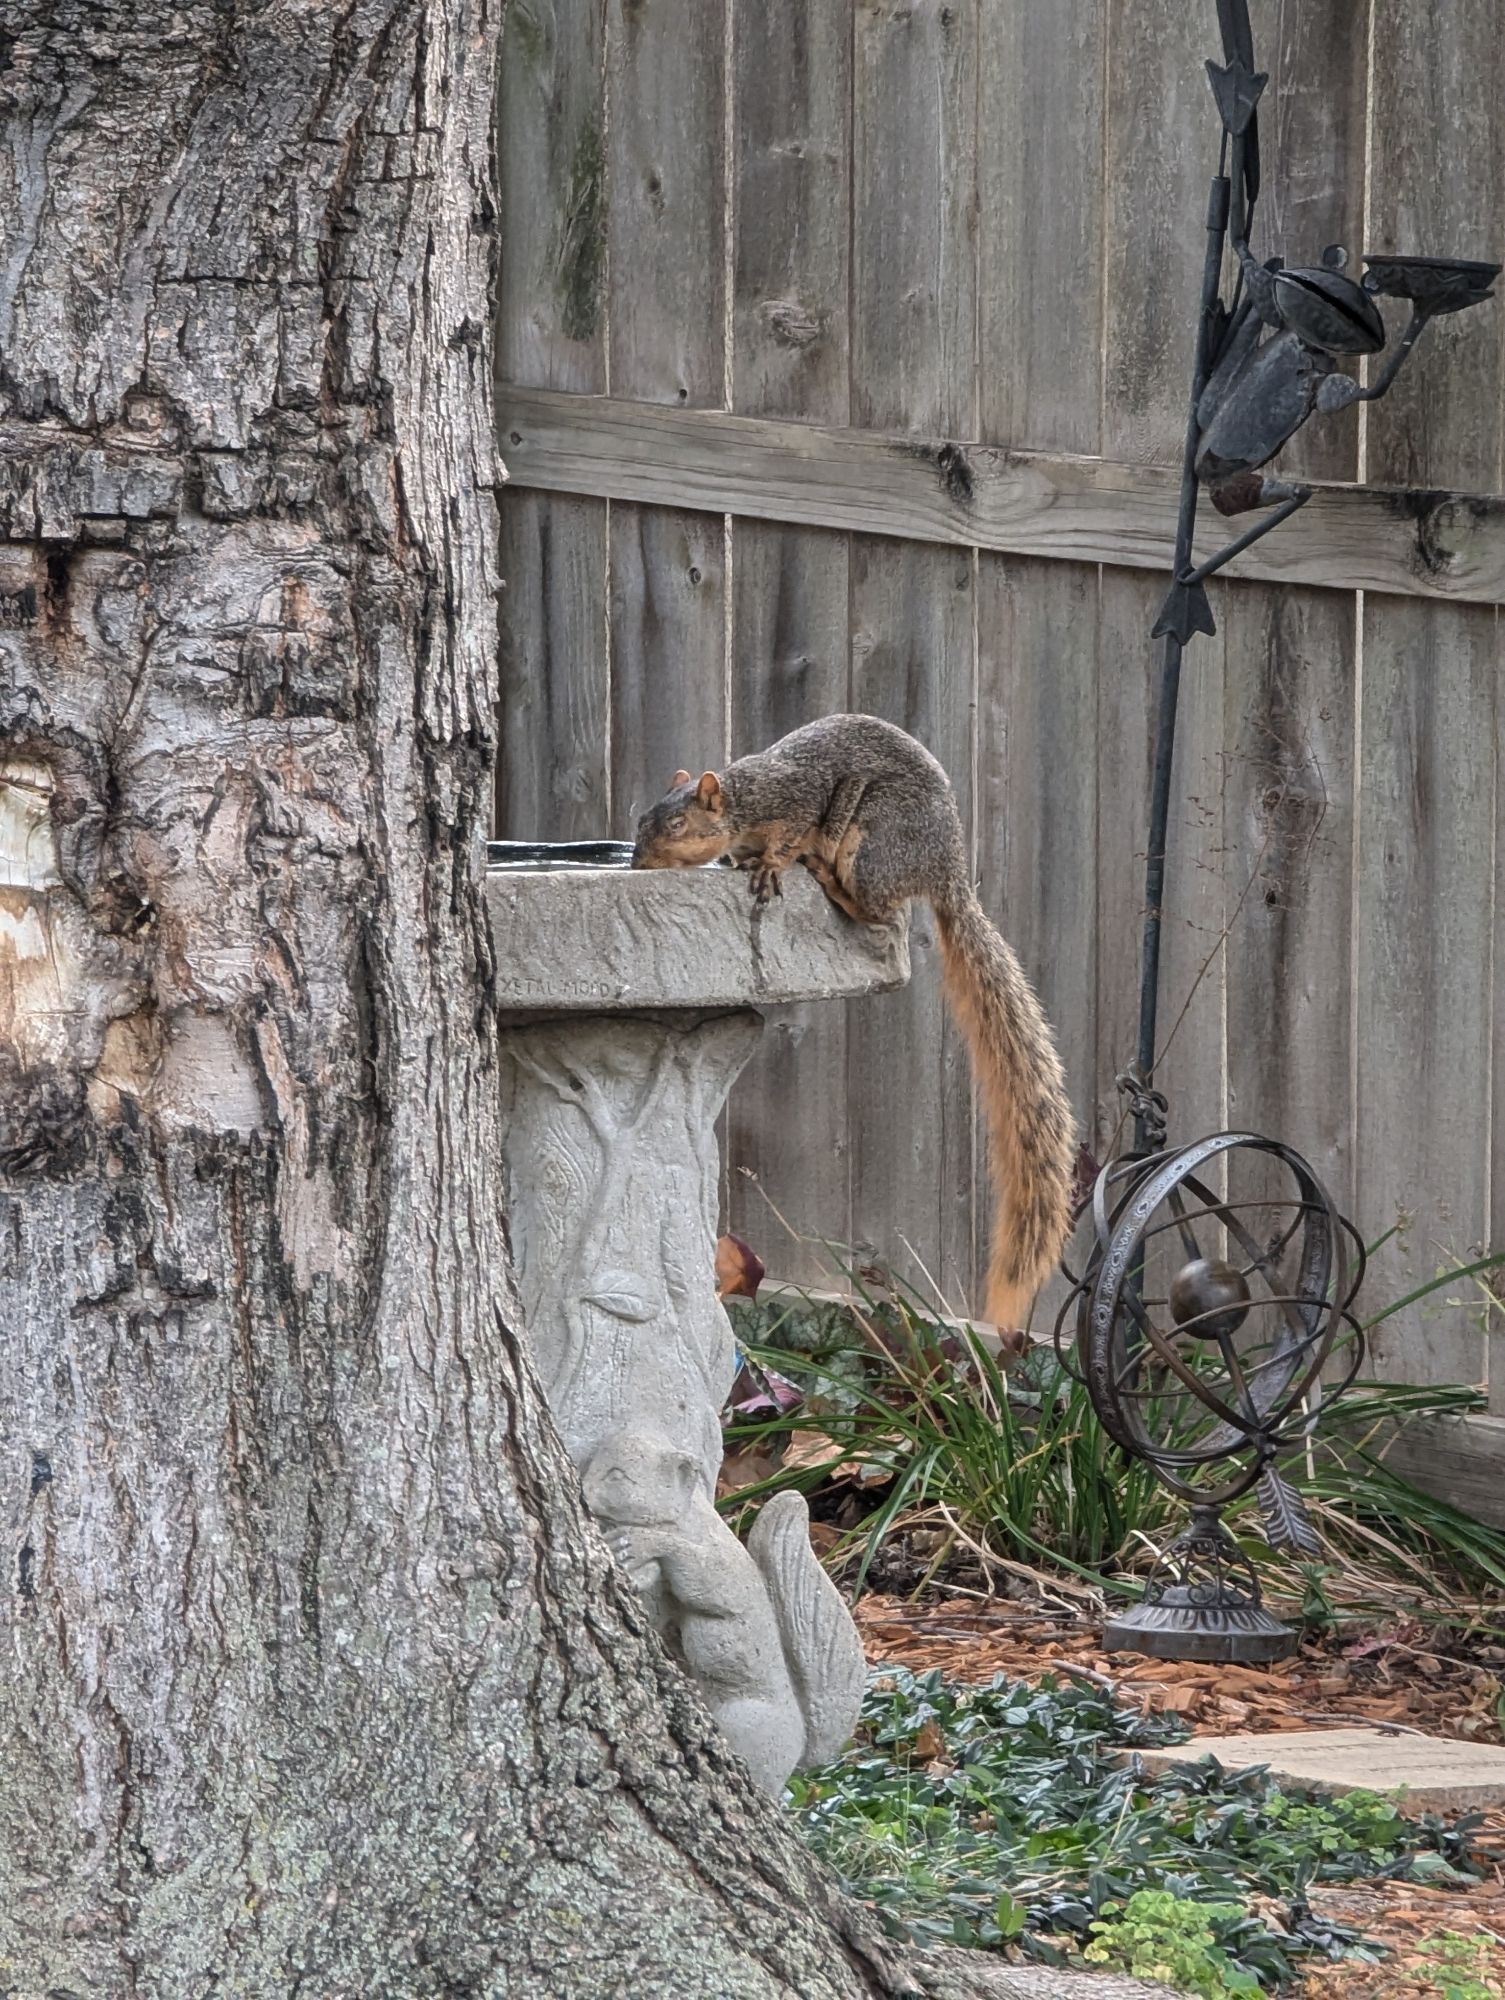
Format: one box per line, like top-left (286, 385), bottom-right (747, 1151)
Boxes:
top-left (494, 0), bottom-right (1505, 1446)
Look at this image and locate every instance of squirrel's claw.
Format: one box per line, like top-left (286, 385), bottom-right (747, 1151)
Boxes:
top-left (749, 863), bottom-right (784, 905)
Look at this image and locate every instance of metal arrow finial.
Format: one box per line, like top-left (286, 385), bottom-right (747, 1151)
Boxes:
top-left (1205, 59), bottom-right (1267, 138)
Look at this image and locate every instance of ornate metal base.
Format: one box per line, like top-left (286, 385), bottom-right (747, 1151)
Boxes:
top-left (1102, 1506), bottom-right (1298, 1664)
top-left (1103, 1593), bottom-right (1296, 1664)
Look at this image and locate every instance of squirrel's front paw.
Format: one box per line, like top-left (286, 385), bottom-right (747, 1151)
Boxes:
top-left (608, 1524), bottom-right (669, 1570)
top-left (749, 863), bottom-right (784, 905)
top-left (607, 1528), bottom-right (635, 1569)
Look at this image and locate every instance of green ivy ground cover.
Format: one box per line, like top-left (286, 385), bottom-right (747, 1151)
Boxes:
top-left (791, 1668), bottom-right (1484, 1992)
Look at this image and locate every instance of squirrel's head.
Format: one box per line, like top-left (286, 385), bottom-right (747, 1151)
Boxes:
top-left (582, 1428), bottom-right (702, 1526)
top-left (631, 769), bottom-right (731, 870)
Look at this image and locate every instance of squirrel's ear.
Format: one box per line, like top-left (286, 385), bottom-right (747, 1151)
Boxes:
top-left (695, 771), bottom-right (723, 813)
top-left (670, 768), bottom-right (691, 788)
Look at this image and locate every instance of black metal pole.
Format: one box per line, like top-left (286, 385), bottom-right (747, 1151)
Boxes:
top-left (1135, 631), bottom-right (1182, 1153)
top-left (1134, 167), bottom-right (1232, 1154)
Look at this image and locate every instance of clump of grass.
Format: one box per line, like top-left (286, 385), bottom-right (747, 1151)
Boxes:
top-left (725, 1321), bottom-right (1172, 1601)
top-left (794, 1667), bottom-right (1475, 1985)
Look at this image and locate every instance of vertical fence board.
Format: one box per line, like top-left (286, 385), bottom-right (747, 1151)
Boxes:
top-left (1152, 585), bottom-right (1228, 1150)
top-left (851, 0), bottom-right (977, 445)
top-left (496, 0), bottom-right (609, 836)
top-left (1091, 569), bottom-right (1154, 1162)
top-left (977, 557), bottom-right (1099, 1141)
top-left (975, 0), bottom-right (1103, 1312)
top-left (498, 492), bottom-right (610, 839)
top-left (977, 0), bottom-right (1106, 455)
top-left (604, 0), bottom-right (727, 412)
top-left (1365, 0), bottom-right (1504, 494)
top-left (1356, 598), bottom-right (1495, 1386)
top-left (1258, 0), bottom-right (1368, 484)
top-left (849, 0), bottom-right (979, 1311)
top-left (1222, 584), bottom-right (1356, 1253)
top-left (977, 553), bottom-right (1098, 1329)
top-left (608, 509), bottom-right (727, 832)
top-left (730, 0), bottom-right (850, 424)
top-left (1358, 0), bottom-right (1502, 1386)
top-left (1102, 1), bottom-right (1209, 467)
top-left (725, 0), bottom-right (853, 1281)
top-left (497, 0), bottom-right (608, 394)
top-left (1092, 570), bottom-right (1227, 1158)
top-left (604, 0), bottom-right (728, 835)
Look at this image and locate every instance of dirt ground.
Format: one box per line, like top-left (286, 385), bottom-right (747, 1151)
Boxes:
top-left (855, 1595), bottom-right (1505, 1996)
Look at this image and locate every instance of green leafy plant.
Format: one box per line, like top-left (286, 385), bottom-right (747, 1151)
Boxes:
top-left (792, 1667), bottom-right (1468, 1984)
top-left (1083, 1890), bottom-right (1262, 1995)
top-left (724, 1309), bottom-right (1177, 1596)
top-left (1409, 1930), bottom-right (1502, 2000)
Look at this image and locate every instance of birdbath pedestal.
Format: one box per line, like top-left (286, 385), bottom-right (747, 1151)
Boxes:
top-left (488, 858), bottom-right (908, 1791)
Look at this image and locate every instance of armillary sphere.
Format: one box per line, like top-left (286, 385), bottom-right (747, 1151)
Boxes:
top-left (1057, 1132), bottom-right (1366, 1663)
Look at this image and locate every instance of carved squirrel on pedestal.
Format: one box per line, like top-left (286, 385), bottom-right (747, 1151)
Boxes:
top-left (583, 1427), bottom-right (863, 1795)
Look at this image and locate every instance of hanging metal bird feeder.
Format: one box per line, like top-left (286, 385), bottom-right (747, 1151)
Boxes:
top-left (1063, 0), bottom-right (1498, 1662)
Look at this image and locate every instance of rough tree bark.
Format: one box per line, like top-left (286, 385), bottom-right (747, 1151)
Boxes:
top-left (0, 8), bottom-right (1168, 1999)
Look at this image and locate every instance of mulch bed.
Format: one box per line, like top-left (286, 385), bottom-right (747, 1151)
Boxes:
top-left (854, 1595), bottom-right (1505, 1744)
top-left (1297, 1882), bottom-right (1505, 1996)
top-left (855, 1594), bottom-right (1505, 1997)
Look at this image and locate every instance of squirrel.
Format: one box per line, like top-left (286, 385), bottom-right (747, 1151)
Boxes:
top-left (582, 1426), bottom-right (864, 1792)
top-left (632, 713), bottom-right (1075, 1330)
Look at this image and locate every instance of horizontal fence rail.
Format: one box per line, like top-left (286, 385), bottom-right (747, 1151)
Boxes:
top-left (499, 388), bottom-right (1505, 606)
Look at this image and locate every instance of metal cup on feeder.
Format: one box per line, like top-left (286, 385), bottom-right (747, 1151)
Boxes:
top-left (1056, 0), bottom-right (1499, 1665)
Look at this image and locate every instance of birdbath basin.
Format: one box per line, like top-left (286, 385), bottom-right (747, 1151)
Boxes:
top-left (487, 847), bottom-right (908, 1790)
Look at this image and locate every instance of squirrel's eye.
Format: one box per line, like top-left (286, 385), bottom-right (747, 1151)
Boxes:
top-left (667, 813), bottom-right (688, 835)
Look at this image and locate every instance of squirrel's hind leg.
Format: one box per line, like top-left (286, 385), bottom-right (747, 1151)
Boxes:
top-left (820, 774), bottom-right (868, 847)
top-left (800, 852), bottom-right (868, 923)
top-left (829, 822), bottom-right (909, 925)
top-left (844, 794), bottom-right (966, 922)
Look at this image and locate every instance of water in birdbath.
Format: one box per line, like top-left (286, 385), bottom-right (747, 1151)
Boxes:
top-left (487, 839), bottom-right (635, 870)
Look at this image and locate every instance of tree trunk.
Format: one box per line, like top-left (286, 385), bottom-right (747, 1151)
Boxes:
top-left (0, 3), bottom-right (930, 1992)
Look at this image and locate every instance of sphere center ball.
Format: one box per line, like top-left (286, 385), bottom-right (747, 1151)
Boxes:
top-left (1169, 1257), bottom-right (1251, 1340)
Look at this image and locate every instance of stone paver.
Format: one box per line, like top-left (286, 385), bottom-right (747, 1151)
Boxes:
top-left (1135, 1727), bottom-right (1505, 1813)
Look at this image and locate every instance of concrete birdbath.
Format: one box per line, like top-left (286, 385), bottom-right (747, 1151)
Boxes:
top-left (488, 844), bottom-right (909, 1792)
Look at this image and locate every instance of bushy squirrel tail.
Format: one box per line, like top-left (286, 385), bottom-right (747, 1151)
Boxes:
top-left (747, 1490), bottom-right (866, 1768)
top-left (933, 892), bottom-right (1075, 1332)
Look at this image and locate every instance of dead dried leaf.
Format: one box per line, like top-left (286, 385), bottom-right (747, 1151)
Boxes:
top-left (909, 1720), bottom-right (946, 1762)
